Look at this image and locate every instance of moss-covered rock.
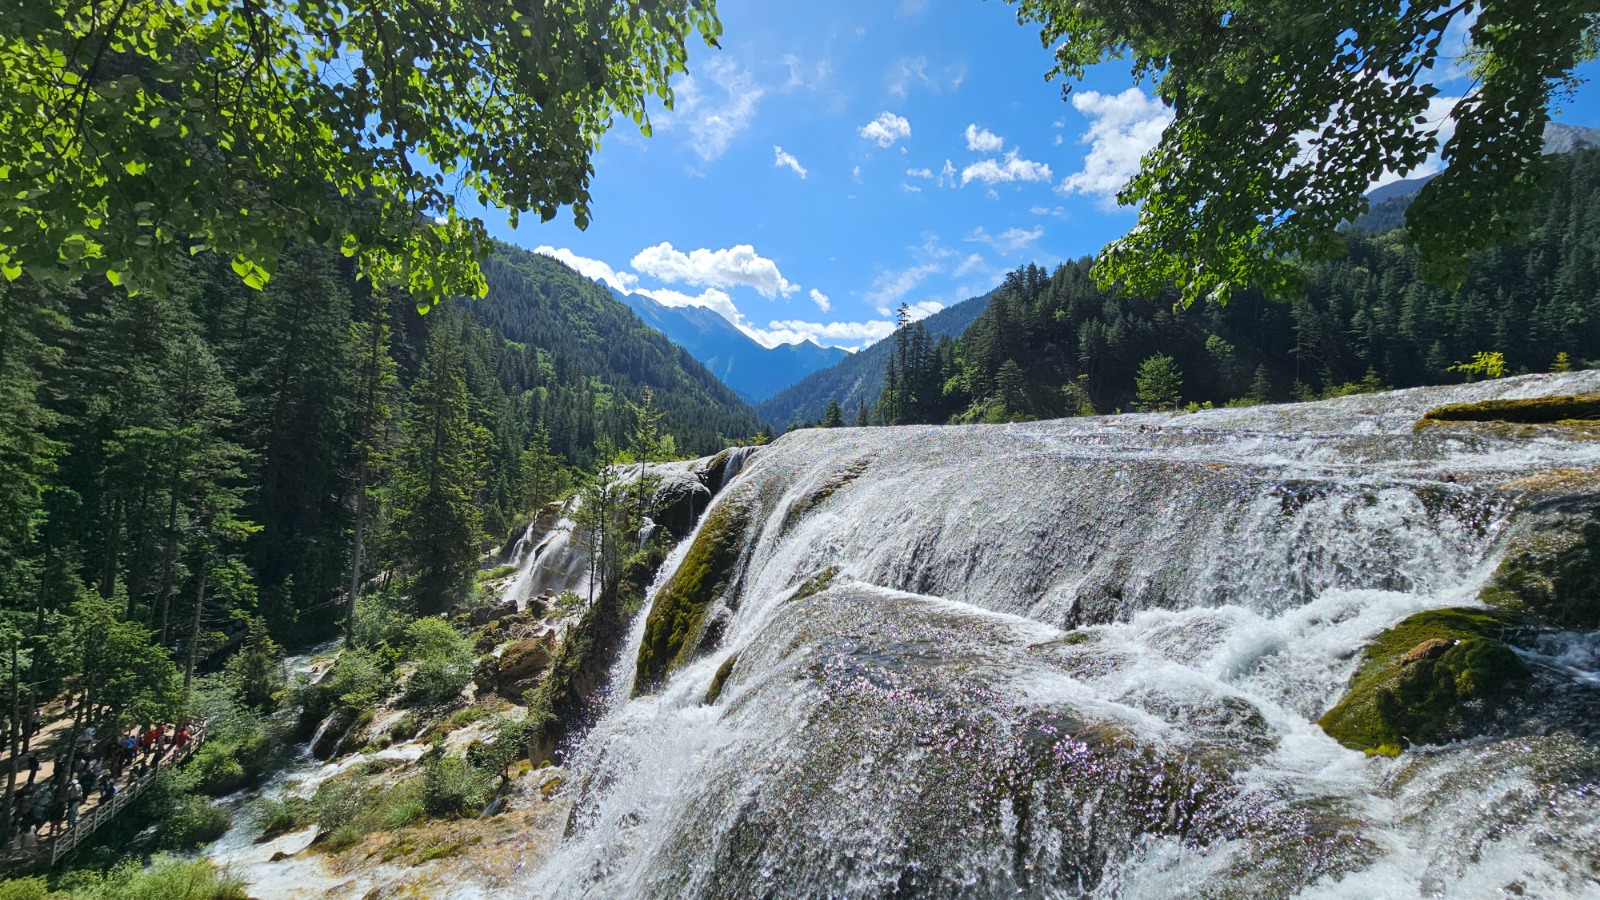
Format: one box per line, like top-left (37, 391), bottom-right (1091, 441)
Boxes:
top-left (1319, 608), bottom-right (1530, 755)
top-left (704, 652), bottom-right (739, 705)
top-left (1480, 498), bottom-right (1600, 631)
top-left (633, 499), bottom-right (752, 695)
top-left (1421, 393), bottom-right (1600, 425)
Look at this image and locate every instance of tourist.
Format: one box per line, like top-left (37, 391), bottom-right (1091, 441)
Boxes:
top-left (65, 779), bottom-right (81, 829)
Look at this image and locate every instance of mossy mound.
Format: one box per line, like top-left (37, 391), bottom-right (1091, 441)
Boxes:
top-left (633, 499), bottom-right (752, 695)
top-left (1421, 393), bottom-right (1600, 425)
top-left (1319, 608), bottom-right (1530, 756)
top-left (704, 652), bottom-right (739, 705)
top-left (1479, 500), bottom-right (1600, 631)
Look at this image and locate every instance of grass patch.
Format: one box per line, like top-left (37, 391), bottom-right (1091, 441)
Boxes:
top-left (1421, 393), bottom-right (1600, 425)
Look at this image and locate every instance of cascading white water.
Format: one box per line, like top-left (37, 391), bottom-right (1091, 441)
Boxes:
top-left (532, 373), bottom-right (1600, 898)
top-left (506, 497), bottom-right (592, 609)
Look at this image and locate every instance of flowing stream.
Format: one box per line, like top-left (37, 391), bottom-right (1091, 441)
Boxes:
top-left (532, 372), bottom-right (1600, 899)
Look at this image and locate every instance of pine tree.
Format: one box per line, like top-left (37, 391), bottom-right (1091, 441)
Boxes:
top-left (823, 399), bottom-right (844, 427)
top-left (1134, 354), bottom-right (1184, 412)
top-left (391, 322), bottom-right (488, 614)
top-left (855, 401), bottom-right (870, 427)
top-left (345, 292), bottom-right (398, 644)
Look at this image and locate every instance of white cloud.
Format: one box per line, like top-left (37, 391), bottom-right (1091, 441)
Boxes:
top-left (964, 124), bottom-right (1004, 153)
top-left (852, 165), bottom-right (862, 183)
top-left (887, 56), bottom-right (929, 98)
top-left (939, 159), bottom-right (957, 188)
top-left (966, 225), bottom-right (1045, 255)
top-left (1053, 134), bottom-right (1063, 146)
top-left (661, 58), bottom-right (765, 163)
top-left (1030, 205), bottom-right (1068, 218)
top-left (901, 182), bottom-right (922, 193)
top-left (867, 262), bottom-right (942, 313)
top-left (809, 288), bottom-right (831, 313)
top-left (953, 253), bottom-right (988, 278)
top-left (961, 150), bottom-right (1053, 186)
top-left (899, 0), bottom-right (929, 14)
top-left (859, 111), bottom-right (912, 148)
top-left (779, 54), bottom-right (830, 91)
top-left (903, 300), bottom-right (944, 320)
top-left (534, 246), bottom-right (637, 292)
top-left (906, 167), bottom-right (935, 179)
top-left (774, 145), bottom-right (808, 179)
top-left (762, 319), bottom-right (898, 348)
top-left (1058, 87), bottom-right (1173, 201)
top-left (631, 243), bottom-right (799, 299)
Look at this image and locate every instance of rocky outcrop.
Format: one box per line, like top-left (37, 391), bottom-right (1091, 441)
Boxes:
top-left (1319, 608), bottom-right (1530, 756)
top-left (1479, 496), bottom-right (1600, 631)
top-left (632, 496), bottom-right (753, 696)
top-left (475, 630), bottom-right (558, 698)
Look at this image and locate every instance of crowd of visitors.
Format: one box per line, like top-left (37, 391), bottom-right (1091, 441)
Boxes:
top-left (1, 712), bottom-right (197, 855)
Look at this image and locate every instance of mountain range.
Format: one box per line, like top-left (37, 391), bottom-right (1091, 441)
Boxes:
top-left (610, 288), bottom-right (848, 403)
top-left (754, 291), bottom-right (993, 428)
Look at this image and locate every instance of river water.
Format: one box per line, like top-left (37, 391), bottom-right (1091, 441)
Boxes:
top-left (534, 373), bottom-right (1600, 899)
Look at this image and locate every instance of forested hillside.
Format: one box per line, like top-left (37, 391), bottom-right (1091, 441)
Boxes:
top-left (866, 149), bottom-right (1600, 425)
top-left (0, 241), bottom-right (761, 668)
top-left (755, 291), bottom-right (991, 428)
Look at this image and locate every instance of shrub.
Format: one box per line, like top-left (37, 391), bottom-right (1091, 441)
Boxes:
top-left (157, 795), bottom-right (232, 850)
top-left (421, 755), bottom-right (495, 817)
top-left (255, 795), bottom-right (306, 841)
top-left (56, 856), bottom-right (247, 900)
top-left (189, 742), bottom-right (247, 796)
top-left (388, 714), bottom-right (420, 742)
top-left (308, 777), bottom-right (368, 833)
top-left (0, 878), bottom-right (49, 900)
top-left (402, 656), bottom-right (472, 708)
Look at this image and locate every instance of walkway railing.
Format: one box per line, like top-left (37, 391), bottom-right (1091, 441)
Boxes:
top-left (0, 721), bottom-right (208, 873)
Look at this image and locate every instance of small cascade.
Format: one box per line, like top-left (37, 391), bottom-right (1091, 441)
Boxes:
top-left (503, 495), bottom-right (592, 609)
top-left (533, 372), bottom-right (1600, 898)
top-left (507, 517), bottom-right (540, 568)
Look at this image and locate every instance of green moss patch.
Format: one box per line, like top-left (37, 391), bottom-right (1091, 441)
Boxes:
top-left (1421, 393), bottom-right (1600, 425)
top-left (1480, 506), bottom-right (1600, 631)
top-left (704, 652), bottom-right (740, 705)
top-left (633, 499), bottom-right (752, 695)
top-left (1319, 608), bottom-right (1530, 755)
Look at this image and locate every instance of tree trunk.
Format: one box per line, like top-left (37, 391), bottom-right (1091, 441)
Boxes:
top-left (155, 472), bottom-right (183, 645)
top-left (345, 466), bottom-right (367, 647)
top-left (185, 548), bottom-right (210, 690)
top-left (101, 496), bottom-right (122, 600)
top-left (3, 641), bottom-right (20, 840)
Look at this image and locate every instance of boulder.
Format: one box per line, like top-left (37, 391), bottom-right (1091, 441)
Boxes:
top-left (1480, 496), bottom-right (1600, 631)
top-left (500, 632), bottom-right (557, 682)
top-left (469, 598), bottom-right (519, 628)
top-left (1319, 608), bottom-right (1529, 756)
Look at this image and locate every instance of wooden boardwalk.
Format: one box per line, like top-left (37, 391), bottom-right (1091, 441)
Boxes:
top-left (0, 720), bottom-right (208, 873)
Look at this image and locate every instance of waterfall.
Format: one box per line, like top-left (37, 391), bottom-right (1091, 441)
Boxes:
top-left (532, 373), bottom-right (1600, 898)
top-left (505, 496), bottom-right (592, 610)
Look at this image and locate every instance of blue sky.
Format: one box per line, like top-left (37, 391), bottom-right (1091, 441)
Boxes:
top-left (483, 0), bottom-right (1600, 352)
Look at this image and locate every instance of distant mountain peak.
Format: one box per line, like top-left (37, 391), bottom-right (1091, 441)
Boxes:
top-left (609, 288), bottom-right (848, 402)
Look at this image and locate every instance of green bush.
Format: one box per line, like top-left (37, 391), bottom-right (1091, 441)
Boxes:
top-left (388, 714), bottom-right (420, 742)
top-left (255, 795), bottom-right (306, 841)
top-left (351, 592), bottom-right (409, 650)
top-left (55, 856), bottom-right (247, 900)
top-left (189, 742), bottom-right (247, 796)
top-left (308, 777), bottom-right (368, 833)
top-left (376, 780), bottom-right (425, 830)
top-left (402, 656), bottom-right (472, 708)
top-left (421, 755), bottom-right (495, 817)
top-left (0, 878), bottom-right (50, 900)
top-left (294, 648), bottom-right (395, 730)
top-left (156, 795), bottom-right (231, 850)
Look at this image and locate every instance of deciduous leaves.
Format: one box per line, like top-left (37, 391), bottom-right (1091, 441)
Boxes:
top-left (0, 0), bottom-right (721, 306)
top-left (1010, 0), bottom-right (1600, 305)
